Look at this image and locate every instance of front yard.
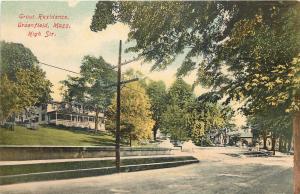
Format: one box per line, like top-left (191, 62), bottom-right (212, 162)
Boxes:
top-left (0, 125), bottom-right (115, 146)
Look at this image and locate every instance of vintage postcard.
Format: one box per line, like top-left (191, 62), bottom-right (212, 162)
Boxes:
top-left (0, 1), bottom-right (299, 194)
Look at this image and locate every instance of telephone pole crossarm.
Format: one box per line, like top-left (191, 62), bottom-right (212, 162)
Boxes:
top-left (111, 56), bottom-right (141, 70)
top-left (120, 56), bottom-right (141, 66)
top-left (120, 78), bottom-right (139, 85)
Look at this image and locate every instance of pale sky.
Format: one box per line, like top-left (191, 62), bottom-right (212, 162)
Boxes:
top-left (0, 1), bottom-right (246, 127)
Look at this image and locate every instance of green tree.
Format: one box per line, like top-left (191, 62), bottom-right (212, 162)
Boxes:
top-left (15, 67), bottom-right (52, 111)
top-left (106, 81), bottom-right (154, 145)
top-left (248, 107), bottom-right (293, 154)
top-left (1, 41), bottom-right (38, 80)
top-left (160, 78), bottom-right (194, 141)
top-left (159, 78), bottom-right (234, 144)
top-left (192, 97), bottom-right (235, 145)
top-left (248, 114), bottom-right (269, 149)
top-left (0, 75), bottom-right (18, 123)
top-left (145, 80), bottom-right (167, 140)
top-left (0, 41), bottom-right (52, 123)
top-left (90, 1), bottom-right (300, 113)
top-left (214, 8), bottom-right (300, 114)
top-left (161, 104), bottom-right (191, 141)
top-left (61, 55), bottom-right (117, 131)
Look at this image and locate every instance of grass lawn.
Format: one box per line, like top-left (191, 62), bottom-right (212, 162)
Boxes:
top-left (0, 125), bottom-right (115, 146)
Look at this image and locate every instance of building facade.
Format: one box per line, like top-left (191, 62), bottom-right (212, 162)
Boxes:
top-left (15, 102), bottom-right (105, 131)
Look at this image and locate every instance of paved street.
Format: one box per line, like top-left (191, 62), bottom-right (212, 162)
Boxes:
top-left (0, 147), bottom-right (293, 194)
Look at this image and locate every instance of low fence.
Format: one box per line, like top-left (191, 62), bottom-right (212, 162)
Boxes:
top-left (0, 146), bottom-right (172, 161)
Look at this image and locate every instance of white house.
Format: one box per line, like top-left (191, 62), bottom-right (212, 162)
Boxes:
top-left (15, 101), bottom-right (105, 131)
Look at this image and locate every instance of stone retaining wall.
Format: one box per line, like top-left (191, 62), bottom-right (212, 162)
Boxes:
top-left (0, 146), bottom-right (171, 161)
top-left (0, 156), bottom-right (198, 185)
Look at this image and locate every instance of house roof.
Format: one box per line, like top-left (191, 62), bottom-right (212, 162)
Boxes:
top-left (227, 131), bottom-right (253, 138)
top-left (240, 132), bottom-right (253, 138)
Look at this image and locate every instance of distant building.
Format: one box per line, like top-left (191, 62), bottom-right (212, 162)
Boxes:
top-left (239, 131), bottom-right (253, 145)
top-left (227, 128), bottom-right (253, 146)
top-left (15, 101), bottom-right (105, 131)
top-left (156, 129), bottom-right (168, 140)
top-left (207, 128), bottom-right (231, 145)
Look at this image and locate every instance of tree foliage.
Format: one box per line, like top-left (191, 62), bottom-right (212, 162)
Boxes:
top-left (106, 81), bottom-right (154, 143)
top-left (145, 80), bottom-right (167, 140)
top-left (160, 78), bottom-right (194, 140)
top-left (61, 55), bottom-right (117, 130)
top-left (191, 98), bottom-right (235, 145)
top-left (90, 1), bottom-right (300, 115)
top-left (248, 106), bottom-right (293, 153)
top-left (216, 6), bottom-right (300, 114)
top-left (0, 41), bottom-right (52, 122)
top-left (161, 103), bottom-right (191, 141)
top-left (160, 78), bottom-right (234, 143)
top-left (0, 75), bottom-right (18, 122)
top-left (1, 41), bottom-right (38, 80)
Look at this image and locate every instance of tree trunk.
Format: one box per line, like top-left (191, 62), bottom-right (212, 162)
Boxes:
top-left (284, 141), bottom-right (288, 153)
top-left (129, 135), bottom-right (132, 147)
top-left (152, 123), bottom-right (159, 141)
top-left (278, 136), bottom-right (283, 152)
top-left (293, 112), bottom-right (300, 194)
top-left (288, 139), bottom-right (292, 153)
top-left (10, 113), bottom-right (15, 131)
top-left (271, 134), bottom-right (276, 155)
top-left (153, 129), bottom-right (157, 141)
top-left (94, 109), bottom-right (99, 133)
top-left (262, 132), bottom-right (267, 149)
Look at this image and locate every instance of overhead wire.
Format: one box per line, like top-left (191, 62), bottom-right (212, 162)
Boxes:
top-left (38, 61), bottom-right (80, 75)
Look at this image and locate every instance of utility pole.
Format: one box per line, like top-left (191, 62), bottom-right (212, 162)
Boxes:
top-left (116, 40), bottom-right (122, 172)
top-left (114, 40), bottom-right (140, 172)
